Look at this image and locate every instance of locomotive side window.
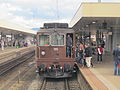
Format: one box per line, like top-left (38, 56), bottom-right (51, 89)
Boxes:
top-left (51, 33), bottom-right (64, 46)
top-left (39, 35), bottom-right (49, 46)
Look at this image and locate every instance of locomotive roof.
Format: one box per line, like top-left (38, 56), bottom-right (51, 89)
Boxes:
top-left (37, 28), bottom-right (74, 33)
top-left (43, 23), bottom-right (68, 28)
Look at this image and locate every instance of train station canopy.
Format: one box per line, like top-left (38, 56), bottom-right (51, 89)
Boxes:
top-left (70, 3), bottom-right (120, 34)
top-left (0, 20), bottom-right (36, 35)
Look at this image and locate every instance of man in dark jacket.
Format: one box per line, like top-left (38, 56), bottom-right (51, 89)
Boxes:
top-left (113, 44), bottom-right (120, 75)
top-left (66, 35), bottom-right (72, 58)
top-left (84, 44), bottom-right (92, 67)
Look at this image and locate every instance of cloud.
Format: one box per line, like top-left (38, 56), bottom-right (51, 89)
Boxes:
top-left (0, 3), bottom-right (22, 12)
top-left (0, 0), bottom-right (81, 29)
top-left (45, 12), bottom-right (56, 17)
top-left (6, 3), bottom-right (22, 11)
top-left (0, 0), bottom-right (120, 29)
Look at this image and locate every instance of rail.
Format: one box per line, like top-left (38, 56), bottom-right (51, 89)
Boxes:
top-left (0, 50), bottom-right (35, 76)
top-left (64, 79), bottom-right (70, 90)
top-left (0, 46), bottom-right (35, 64)
top-left (40, 79), bottom-right (46, 90)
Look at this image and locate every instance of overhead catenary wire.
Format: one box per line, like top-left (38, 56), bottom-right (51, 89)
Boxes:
top-left (98, 0), bottom-right (101, 3)
top-left (56, 0), bottom-right (59, 22)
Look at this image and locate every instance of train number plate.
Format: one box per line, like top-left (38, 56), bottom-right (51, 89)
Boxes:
top-left (53, 48), bottom-right (58, 51)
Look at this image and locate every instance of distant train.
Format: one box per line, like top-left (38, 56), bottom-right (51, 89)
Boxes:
top-left (36, 23), bottom-right (77, 78)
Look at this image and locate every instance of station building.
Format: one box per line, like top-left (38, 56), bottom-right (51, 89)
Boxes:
top-left (70, 3), bottom-right (120, 52)
top-left (70, 3), bottom-right (120, 89)
top-left (0, 20), bottom-right (37, 47)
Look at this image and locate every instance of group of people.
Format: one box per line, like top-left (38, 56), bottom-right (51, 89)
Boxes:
top-left (66, 35), bottom-right (105, 68)
top-left (75, 42), bottom-right (105, 68)
top-left (14, 40), bottom-right (28, 48)
top-left (0, 39), bottom-right (32, 51)
top-left (66, 34), bottom-right (120, 75)
top-left (76, 43), bottom-right (92, 68)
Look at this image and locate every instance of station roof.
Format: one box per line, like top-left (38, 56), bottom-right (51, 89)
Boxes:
top-left (0, 20), bottom-right (37, 35)
top-left (70, 3), bottom-right (120, 34)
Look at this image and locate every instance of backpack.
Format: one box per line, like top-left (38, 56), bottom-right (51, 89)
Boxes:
top-left (85, 47), bottom-right (92, 57)
top-left (118, 63), bottom-right (120, 68)
top-left (118, 60), bottom-right (120, 68)
top-left (117, 49), bottom-right (120, 59)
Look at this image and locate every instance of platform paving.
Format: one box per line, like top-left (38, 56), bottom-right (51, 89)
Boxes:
top-left (0, 47), bottom-right (16, 54)
top-left (89, 52), bottom-right (120, 90)
top-left (0, 45), bottom-right (35, 64)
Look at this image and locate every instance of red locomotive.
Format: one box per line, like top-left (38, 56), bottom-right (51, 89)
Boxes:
top-left (36, 23), bottom-right (77, 78)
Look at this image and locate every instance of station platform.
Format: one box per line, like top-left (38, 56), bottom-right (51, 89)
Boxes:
top-left (0, 47), bottom-right (16, 53)
top-left (78, 52), bottom-right (120, 90)
top-left (0, 45), bottom-right (35, 64)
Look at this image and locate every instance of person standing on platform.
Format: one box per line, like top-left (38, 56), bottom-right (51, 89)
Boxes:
top-left (1, 40), bottom-right (4, 50)
top-left (66, 35), bottom-right (72, 58)
top-left (97, 45), bottom-right (103, 63)
top-left (113, 44), bottom-right (120, 75)
top-left (84, 44), bottom-right (92, 67)
top-left (101, 40), bottom-right (105, 54)
top-left (78, 43), bottom-right (84, 65)
top-left (15, 40), bottom-right (18, 48)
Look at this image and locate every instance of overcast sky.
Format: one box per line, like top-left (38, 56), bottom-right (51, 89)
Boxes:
top-left (0, 0), bottom-right (120, 30)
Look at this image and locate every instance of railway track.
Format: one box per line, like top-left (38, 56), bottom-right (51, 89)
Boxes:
top-left (39, 77), bottom-right (81, 90)
top-left (0, 55), bottom-right (36, 90)
top-left (0, 50), bottom-right (34, 76)
top-left (66, 77), bottom-right (81, 90)
top-left (0, 50), bottom-right (82, 90)
top-left (40, 78), bottom-right (65, 90)
top-left (0, 54), bottom-right (81, 90)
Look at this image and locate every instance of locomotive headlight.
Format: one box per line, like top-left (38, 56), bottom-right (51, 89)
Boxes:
top-left (41, 51), bottom-right (45, 56)
top-left (48, 67), bottom-right (51, 69)
top-left (60, 66), bottom-right (63, 69)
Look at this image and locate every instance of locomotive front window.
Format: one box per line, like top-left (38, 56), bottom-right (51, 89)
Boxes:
top-left (39, 35), bottom-right (49, 46)
top-left (51, 34), bottom-right (64, 46)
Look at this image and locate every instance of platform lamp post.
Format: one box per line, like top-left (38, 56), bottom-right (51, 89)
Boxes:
top-left (81, 29), bottom-right (84, 44)
top-left (80, 29), bottom-right (83, 43)
top-left (96, 30), bottom-right (99, 47)
top-left (87, 24), bottom-right (91, 44)
top-left (96, 27), bottom-right (102, 47)
top-left (83, 30), bottom-right (86, 46)
top-left (81, 27), bottom-right (85, 45)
